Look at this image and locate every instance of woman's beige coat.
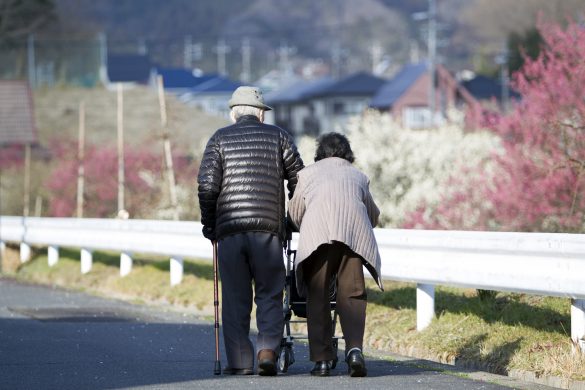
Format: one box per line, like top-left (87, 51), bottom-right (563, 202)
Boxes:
top-left (288, 157), bottom-right (383, 297)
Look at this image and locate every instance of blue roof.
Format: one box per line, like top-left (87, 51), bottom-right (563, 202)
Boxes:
top-left (156, 68), bottom-right (216, 89)
top-left (312, 72), bottom-right (387, 97)
top-left (189, 76), bottom-right (241, 94)
top-left (266, 77), bottom-right (336, 105)
top-left (461, 75), bottom-right (520, 101)
top-left (107, 54), bottom-right (152, 83)
top-left (370, 62), bottom-right (428, 108)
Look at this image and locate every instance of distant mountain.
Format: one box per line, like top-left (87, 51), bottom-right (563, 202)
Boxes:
top-left (52, 0), bottom-right (479, 80)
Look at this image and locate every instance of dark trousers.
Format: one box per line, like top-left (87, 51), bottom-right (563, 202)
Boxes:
top-left (218, 232), bottom-right (285, 369)
top-left (302, 241), bottom-right (367, 362)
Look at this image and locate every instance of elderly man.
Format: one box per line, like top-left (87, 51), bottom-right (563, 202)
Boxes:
top-left (198, 86), bottom-right (304, 376)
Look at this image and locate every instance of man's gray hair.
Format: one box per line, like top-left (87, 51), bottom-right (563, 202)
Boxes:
top-left (231, 105), bottom-right (263, 120)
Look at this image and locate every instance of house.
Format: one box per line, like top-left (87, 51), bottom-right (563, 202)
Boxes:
top-left (105, 54), bottom-right (153, 88)
top-left (265, 77), bottom-right (335, 137)
top-left (310, 72), bottom-right (388, 134)
top-left (370, 62), bottom-right (478, 128)
top-left (266, 72), bottom-right (387, 136)
top-left (0, 81), bottom-right (37, 147)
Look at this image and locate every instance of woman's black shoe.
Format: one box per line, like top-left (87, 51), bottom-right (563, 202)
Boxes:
top-left (310, 361), bottom-right (330, 376)
top-left (346, 350), bottom-right (367, 377)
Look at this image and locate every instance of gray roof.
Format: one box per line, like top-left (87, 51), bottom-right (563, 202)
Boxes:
top-left (0, 81), bottom-right (37, 145)
top-left (370, 62), bottom-right (428, 108)
top-left (265, 77), bottom-right (336, 105)
top-left (312, 72), bottom-right (387, 98)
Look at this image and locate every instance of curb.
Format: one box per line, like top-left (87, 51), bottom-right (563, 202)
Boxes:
top-left (363, 344), bottom-right (585, 390)
top-left (363, 347), bottom-right (554, 390)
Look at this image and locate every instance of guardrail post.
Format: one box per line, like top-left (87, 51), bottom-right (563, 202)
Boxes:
top-left (80, 248), bottom-right (93, 274)
top-left (170, 256), bottom-right (183, 286)
top-left (417, 283), bottom-right (435, 331)
top-left (120, 252), bottom-right (132, 277)
top-left (20, 242), bottom-right (31, 263)
top-left (48, 246), bottom-right (59, 267)
top-left (571, 299), bottom-right (585, 353)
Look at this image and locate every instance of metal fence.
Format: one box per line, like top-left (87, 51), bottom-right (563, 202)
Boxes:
top-left (1, 215), bottom-right (584, 350)
top-left (0, 36), bottom-right (103, 87)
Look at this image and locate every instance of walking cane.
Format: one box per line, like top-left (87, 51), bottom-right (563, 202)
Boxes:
top-left (212, 241), bottom-right (221, 375)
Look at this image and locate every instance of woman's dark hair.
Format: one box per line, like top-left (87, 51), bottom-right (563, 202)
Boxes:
top-left (314, 132), bottom-right (355, 163)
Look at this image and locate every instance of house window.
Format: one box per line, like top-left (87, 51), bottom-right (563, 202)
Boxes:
top-left (403, 107), bottom-right (432, 129)
top-left (345, 101), bottom-right (365, 115)
top-left (332, 102), bottom-right (345, 114)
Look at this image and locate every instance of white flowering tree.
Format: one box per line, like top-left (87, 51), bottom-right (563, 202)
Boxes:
top-left (341, 110), bottom-right (502, 228)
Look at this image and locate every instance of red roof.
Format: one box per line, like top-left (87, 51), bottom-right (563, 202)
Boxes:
top-left (0, 81), bottom-right (38, 145)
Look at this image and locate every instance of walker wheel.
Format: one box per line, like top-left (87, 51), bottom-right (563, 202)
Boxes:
top-left (331, 338), bottom-right (339, 369)
top-left (278, 346), bottom-right (294, 373)
top-left (330, 357), bottom-right (338, 369)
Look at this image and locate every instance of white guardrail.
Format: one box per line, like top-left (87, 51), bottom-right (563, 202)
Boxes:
top-left (1, 216), bottom-right (584, 349)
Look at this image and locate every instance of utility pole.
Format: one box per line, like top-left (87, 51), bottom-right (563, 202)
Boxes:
top-left (27, 34), bottom-right (36, 89)
top-left (241, 38), bottom-right (252, 83)
top-left (331, 42), bottom-right (343, 79)
top-left (278, 42), bottom-right (296, 77)
top-left (98, 32), bottom-right (108, 84)
top-left (215, 39), bottom-right (230, 76)
top-left (76, 101), bottom-right (85, 218)
top-left (371, 41), bottom-right (383, 75)
top-left (184, 36), bottom-right (203, 70)
top-left (428, 0), bottom-right (437, 126)
top-left (137, 38), bottom-right (147, 55)
top-left (156, 76), bottom-right (179, 220)
top-left (184, 35), bottom-right (192, 69)
top-left (117, 84), bottom-right (125, 216)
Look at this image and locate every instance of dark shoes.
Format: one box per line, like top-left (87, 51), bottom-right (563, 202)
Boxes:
top-left (223, 366), bottom-right (253, 375)
top-left (257, 349), bottom-right (277, 376)
top-left (346, 349), bottom-right (367, 377)
top-left (310, 361), bottom-right (330, 376)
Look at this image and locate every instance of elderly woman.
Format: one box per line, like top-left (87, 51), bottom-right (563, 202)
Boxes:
top-left (288, 132), bottom-right (383, 377)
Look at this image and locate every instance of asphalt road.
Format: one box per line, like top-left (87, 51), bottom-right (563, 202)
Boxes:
top-left (0, 277), bottom-right (551, 390)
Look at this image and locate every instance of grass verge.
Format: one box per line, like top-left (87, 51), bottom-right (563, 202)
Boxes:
top-left (2, 244), bottom-right (584, 381)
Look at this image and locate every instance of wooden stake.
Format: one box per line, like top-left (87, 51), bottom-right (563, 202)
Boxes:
top-left (34, 194), bottom-right (42, 217)
top-left (23, 143), bottom-right (31, 217)
top-left (117, 83), bottom-right (125, 215)
top-left (76, 101), bottom-right (85, 218)
top-left (157, 75), bottom-right (179, 220)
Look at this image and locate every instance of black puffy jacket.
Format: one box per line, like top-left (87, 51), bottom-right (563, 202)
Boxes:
top-left (197, 115), bottom-right (304, 241)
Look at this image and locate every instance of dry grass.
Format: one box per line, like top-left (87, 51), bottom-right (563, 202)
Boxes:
top-left (34, 86), bottom-right (229, 152)
top-left (363, 280), bottom-right (585, 380)
top-left (4, 245), bottom-right (585, 381)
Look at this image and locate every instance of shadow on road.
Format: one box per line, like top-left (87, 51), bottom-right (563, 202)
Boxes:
top-left (0, 315), bottom-right (465, 390)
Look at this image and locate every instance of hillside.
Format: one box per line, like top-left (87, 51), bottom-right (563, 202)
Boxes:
top-left (34, 86), bottom-right (229, 154)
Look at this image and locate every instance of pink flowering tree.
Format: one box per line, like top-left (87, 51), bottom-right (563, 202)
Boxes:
top-left (46, 141), bottom-right (163, 218)
top-left (407, 19), bottom-right (585, 232)
top-left (0, 145), bottom-right (25, 169)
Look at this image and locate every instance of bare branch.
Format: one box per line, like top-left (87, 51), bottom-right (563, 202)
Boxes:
top-left (558, 120), bottom-right (585, 132)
